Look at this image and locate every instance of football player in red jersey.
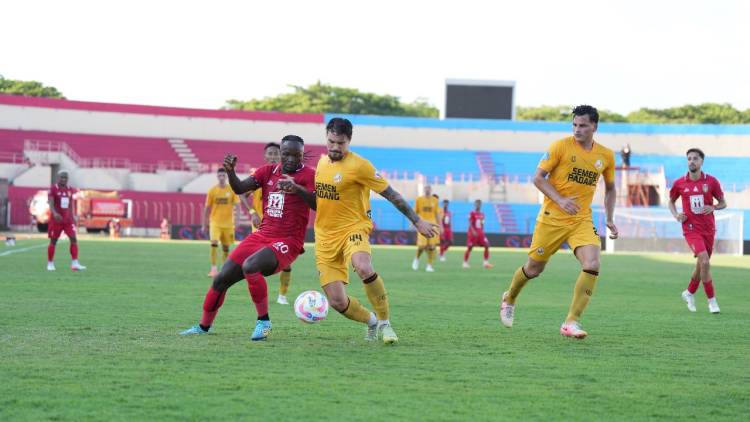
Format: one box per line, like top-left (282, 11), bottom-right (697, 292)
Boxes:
top-left (669, 148), bottom-right (727, 314)
top-left (47, 171), bottom-right (86, 271)
top-left (439, 199), bottom-right (453, 262)
top-left (180, 135), bottom-right (316, 341)
top-left (463, 199), bottom-right (493, 269)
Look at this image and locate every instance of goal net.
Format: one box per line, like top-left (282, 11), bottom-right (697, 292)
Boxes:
top-left (605, 207), bottom-right (744, 256)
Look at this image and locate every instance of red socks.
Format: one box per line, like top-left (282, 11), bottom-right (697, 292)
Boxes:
top-left (200, 287), bottom-right (226, 327)
top-left (687, 278), bottom-right (700, 294)
top-left (245, 273), bottom-right (269, 318)
top-left (48, 243), bottom-right (55, 261)
top-left (703, 280), bottom-right (715, 299)
top-left (463, 247), bottom-right (472, 262)
top-left (483, 247), bottom-right (489, 260)
top-left (70, 243), bottom-right (78, 260)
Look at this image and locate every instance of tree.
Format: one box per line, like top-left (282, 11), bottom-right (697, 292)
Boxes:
top-left (0, 75), bottom-right (65, 99)
top-left (516, 103), bottom-right (750, 124)
top-left (516, 105), bottom-right (627, 123)
top-left (225, 81), bottom-right (439, 117)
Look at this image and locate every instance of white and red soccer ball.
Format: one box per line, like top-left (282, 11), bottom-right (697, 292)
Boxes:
top-left (294, 290), bottom-right (329, 323)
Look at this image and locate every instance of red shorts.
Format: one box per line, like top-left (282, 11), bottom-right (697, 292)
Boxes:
top-left (48, 220), bottom-right (76, 239)
top-left (467, 232), bottom-right (489, 247)
top-left (441, 228), bottom-right (453, 243)
top-left (228, 232), bottom-right (302, 274)
top-left (684, 232), bottom-right (715, 257)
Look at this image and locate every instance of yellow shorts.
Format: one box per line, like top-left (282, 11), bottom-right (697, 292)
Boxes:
top-left (528, 220), bottom-right (601, 262)
top-left (417, 232), bottom-right (439, 248)
top-left (316, 229), bottom-right (372, 286)
top-left (210, 226), bottom-right (235, 246)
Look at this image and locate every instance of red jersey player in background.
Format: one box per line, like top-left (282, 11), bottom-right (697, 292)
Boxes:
top-left (439, 199), bottom-right (453, 262)
top-left (47, 171), bottom-right (86, 271)
top-left (669, 148), bottom-right (726, 314)
top-left (180, 135), bottom-right (316, 341)
top-left (463, 199), bottom-right (493, 269)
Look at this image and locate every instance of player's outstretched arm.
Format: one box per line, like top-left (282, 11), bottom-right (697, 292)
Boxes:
top-left (223, 154), bottom-right (260, 195)
top-left (379, 186), bottom-right (439, 237)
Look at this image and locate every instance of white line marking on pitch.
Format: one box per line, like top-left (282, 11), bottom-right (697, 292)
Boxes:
top-left (0, 243), bottom-right (48, 257)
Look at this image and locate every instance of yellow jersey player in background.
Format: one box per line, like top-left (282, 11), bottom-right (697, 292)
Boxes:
top-left (499, 105), bottom-right (618, 339)
top-left (203, 167), bottom-right (249, 277)
top-left (247, 142), bottom-right (295, 305)
top-left (411, 185), bottom-right (441, 272)
top-left (315, 118), bottom-right (439, 344)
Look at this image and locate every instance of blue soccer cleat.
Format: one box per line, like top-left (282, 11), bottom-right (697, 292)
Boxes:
top-left (180, 325), bottom-right (209, 335)
top-left (251, 320), bottom-right (272, 341)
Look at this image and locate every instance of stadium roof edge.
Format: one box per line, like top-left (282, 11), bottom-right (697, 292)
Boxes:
top-left (0, 94), bottom-right (324, 124)
top-left (324, 113), bottom-right (750, 135)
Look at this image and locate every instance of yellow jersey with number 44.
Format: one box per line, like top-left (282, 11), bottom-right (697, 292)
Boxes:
top-left (537, 136), bottom-right (615, 225)
top-left (314, 152), bottom-right (389, 240)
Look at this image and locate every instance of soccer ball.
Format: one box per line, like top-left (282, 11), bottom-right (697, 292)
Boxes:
top-left (294, 290), bottom-right (329, 323)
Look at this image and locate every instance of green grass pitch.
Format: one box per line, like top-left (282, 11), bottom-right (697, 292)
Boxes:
top-left (1, 238), bottom-right (749, 420)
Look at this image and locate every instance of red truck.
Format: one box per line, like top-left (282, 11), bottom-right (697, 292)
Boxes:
top-left (29, 189), bottom-right (133, 233)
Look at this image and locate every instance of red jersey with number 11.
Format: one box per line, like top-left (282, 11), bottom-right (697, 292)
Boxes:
top-left (669, 172), bottom-right (724, 235)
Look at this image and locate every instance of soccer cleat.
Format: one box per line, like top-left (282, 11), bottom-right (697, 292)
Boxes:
top-left (71, 261), bottom-right (87, 271)
top-left (379, 322), bottom-right (398, 345)
top-left (500, 291), bottom-right (515, 328)
top-left (365, 322), bottom-right (379, 341)
top-left (251, 320), bottom-right (272, 341)
top-left (708, 297), bottom-right (721, 314)
top-left (483, 261), bottom-right (494, 269)
top-left (207, 266), bottom-right (218, 277)
top-left (681, 290), bottom-right (697, 312)
top-left (276, 294), bottom-right (289, 305)
top-left (180, 325), bottom-right (209, 335)
top-left (425, 264), bottom-right (435, 272)
top-left (439, 255), bottom-right (446, 262)
top-left (462, 261), bottom-right (470, 269)
top-left (560, 321), bottom-right (588, 339)
top-left (411, 258), bottom-right (419, 271)
top-left (47, 262), bottom-right (56, 271)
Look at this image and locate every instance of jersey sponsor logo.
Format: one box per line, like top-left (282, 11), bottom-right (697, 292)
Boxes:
top-left (374, 170), bottom-right (382, 179)
top-left (683, 187), bottom-right (689, 192)
top-left (689, 194), bottom-right (704, 213)
top-left (567, 167), bottom-right (598, 186)
top-left (271, 241), bottom-right (289, 254)
top-left (315, 182), bottom-right (340, 200)
top-left (333, 173), bottom-right (342, 184)
top-left (594, 159), bottom-right (603, 170)
top-left (571, 155), bottom-right (576, 163)
top-left (215, 197), bottom-right (230, 205)
top-left (693, 186), bottom-right (699, 192)
top-left (267, 192), bottom-right (285, 217)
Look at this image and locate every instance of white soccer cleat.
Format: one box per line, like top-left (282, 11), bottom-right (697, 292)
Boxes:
top-left (560, 321), bottom-right (588, 339)
top-left (379, 321), bottom-right (398, 345)
top-left (425, 264), bottom-right (435, 272)
top-left (708, 297), bottom-right (721, 314)
top-left (411, 258), bottom-right (419, 271)
top-left (47, 262), bottom-right (56, 271)
top-left (500, 291), bottom-right (515, 328)
top-left (71, 261), bottom-right (86, 271)
top-left (276, 294), bottom-right (289, 305)
top-left (681, 290), bottom-right (697, 312)
top-left (483, 261), bottom-right (494, 269)
top-left (365, 322), bottom-right (379, 341)
top-left (462, 261), bottom-right (470, 269)
top-left (439, 255), bottom-right (446, 262)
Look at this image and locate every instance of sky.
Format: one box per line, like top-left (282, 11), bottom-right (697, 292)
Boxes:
top-left (3, 0), bottom-right (749, 115)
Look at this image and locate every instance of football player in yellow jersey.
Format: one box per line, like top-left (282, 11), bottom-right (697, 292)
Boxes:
top-left (203, 167), bottom-right (249, 277)
top-left (411, 185), bottom-right (441, 272)
top-left (315, 118), bottom-right (439, 344)
top-left (499, 105), bottom-right (619, 339)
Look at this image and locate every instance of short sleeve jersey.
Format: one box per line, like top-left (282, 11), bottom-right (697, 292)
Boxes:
top-left (252, 163), bottom-right (315, 243)
top-left (206, 184), bottom-right (239, 229)
top-left (49, 184), bottom-right (77, 223)
top-left (314, 152), bottom-right (389, 240)
top-left (442, 208), bottom-right (452, 229)
top-left (669, 172), bottom-right (724, 235)
top-left (469, 210), bottom-right (485, 234)
top-left (415, 195), bottom-right (439, 224)
top-left (537, 136), bottom-right (616, 225)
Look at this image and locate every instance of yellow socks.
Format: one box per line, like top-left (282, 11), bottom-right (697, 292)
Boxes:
top-left (210, 244), bottom-right (218, 266)
top-left (341, 296), bottom-right (372, 324)
top-left (363, 273), bottom-right (389, 321)
top-left (427, 249), bottom-right (435, 265)
top-left (506, 266), bottom-right (530, 305)
top-left (566, 270), bottom-right (598, 323)
top-left (279, 270), bottom-right (291, 295)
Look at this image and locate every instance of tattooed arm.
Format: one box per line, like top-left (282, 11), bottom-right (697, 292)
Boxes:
top-left (379, 186), bottom-right (439, 237)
